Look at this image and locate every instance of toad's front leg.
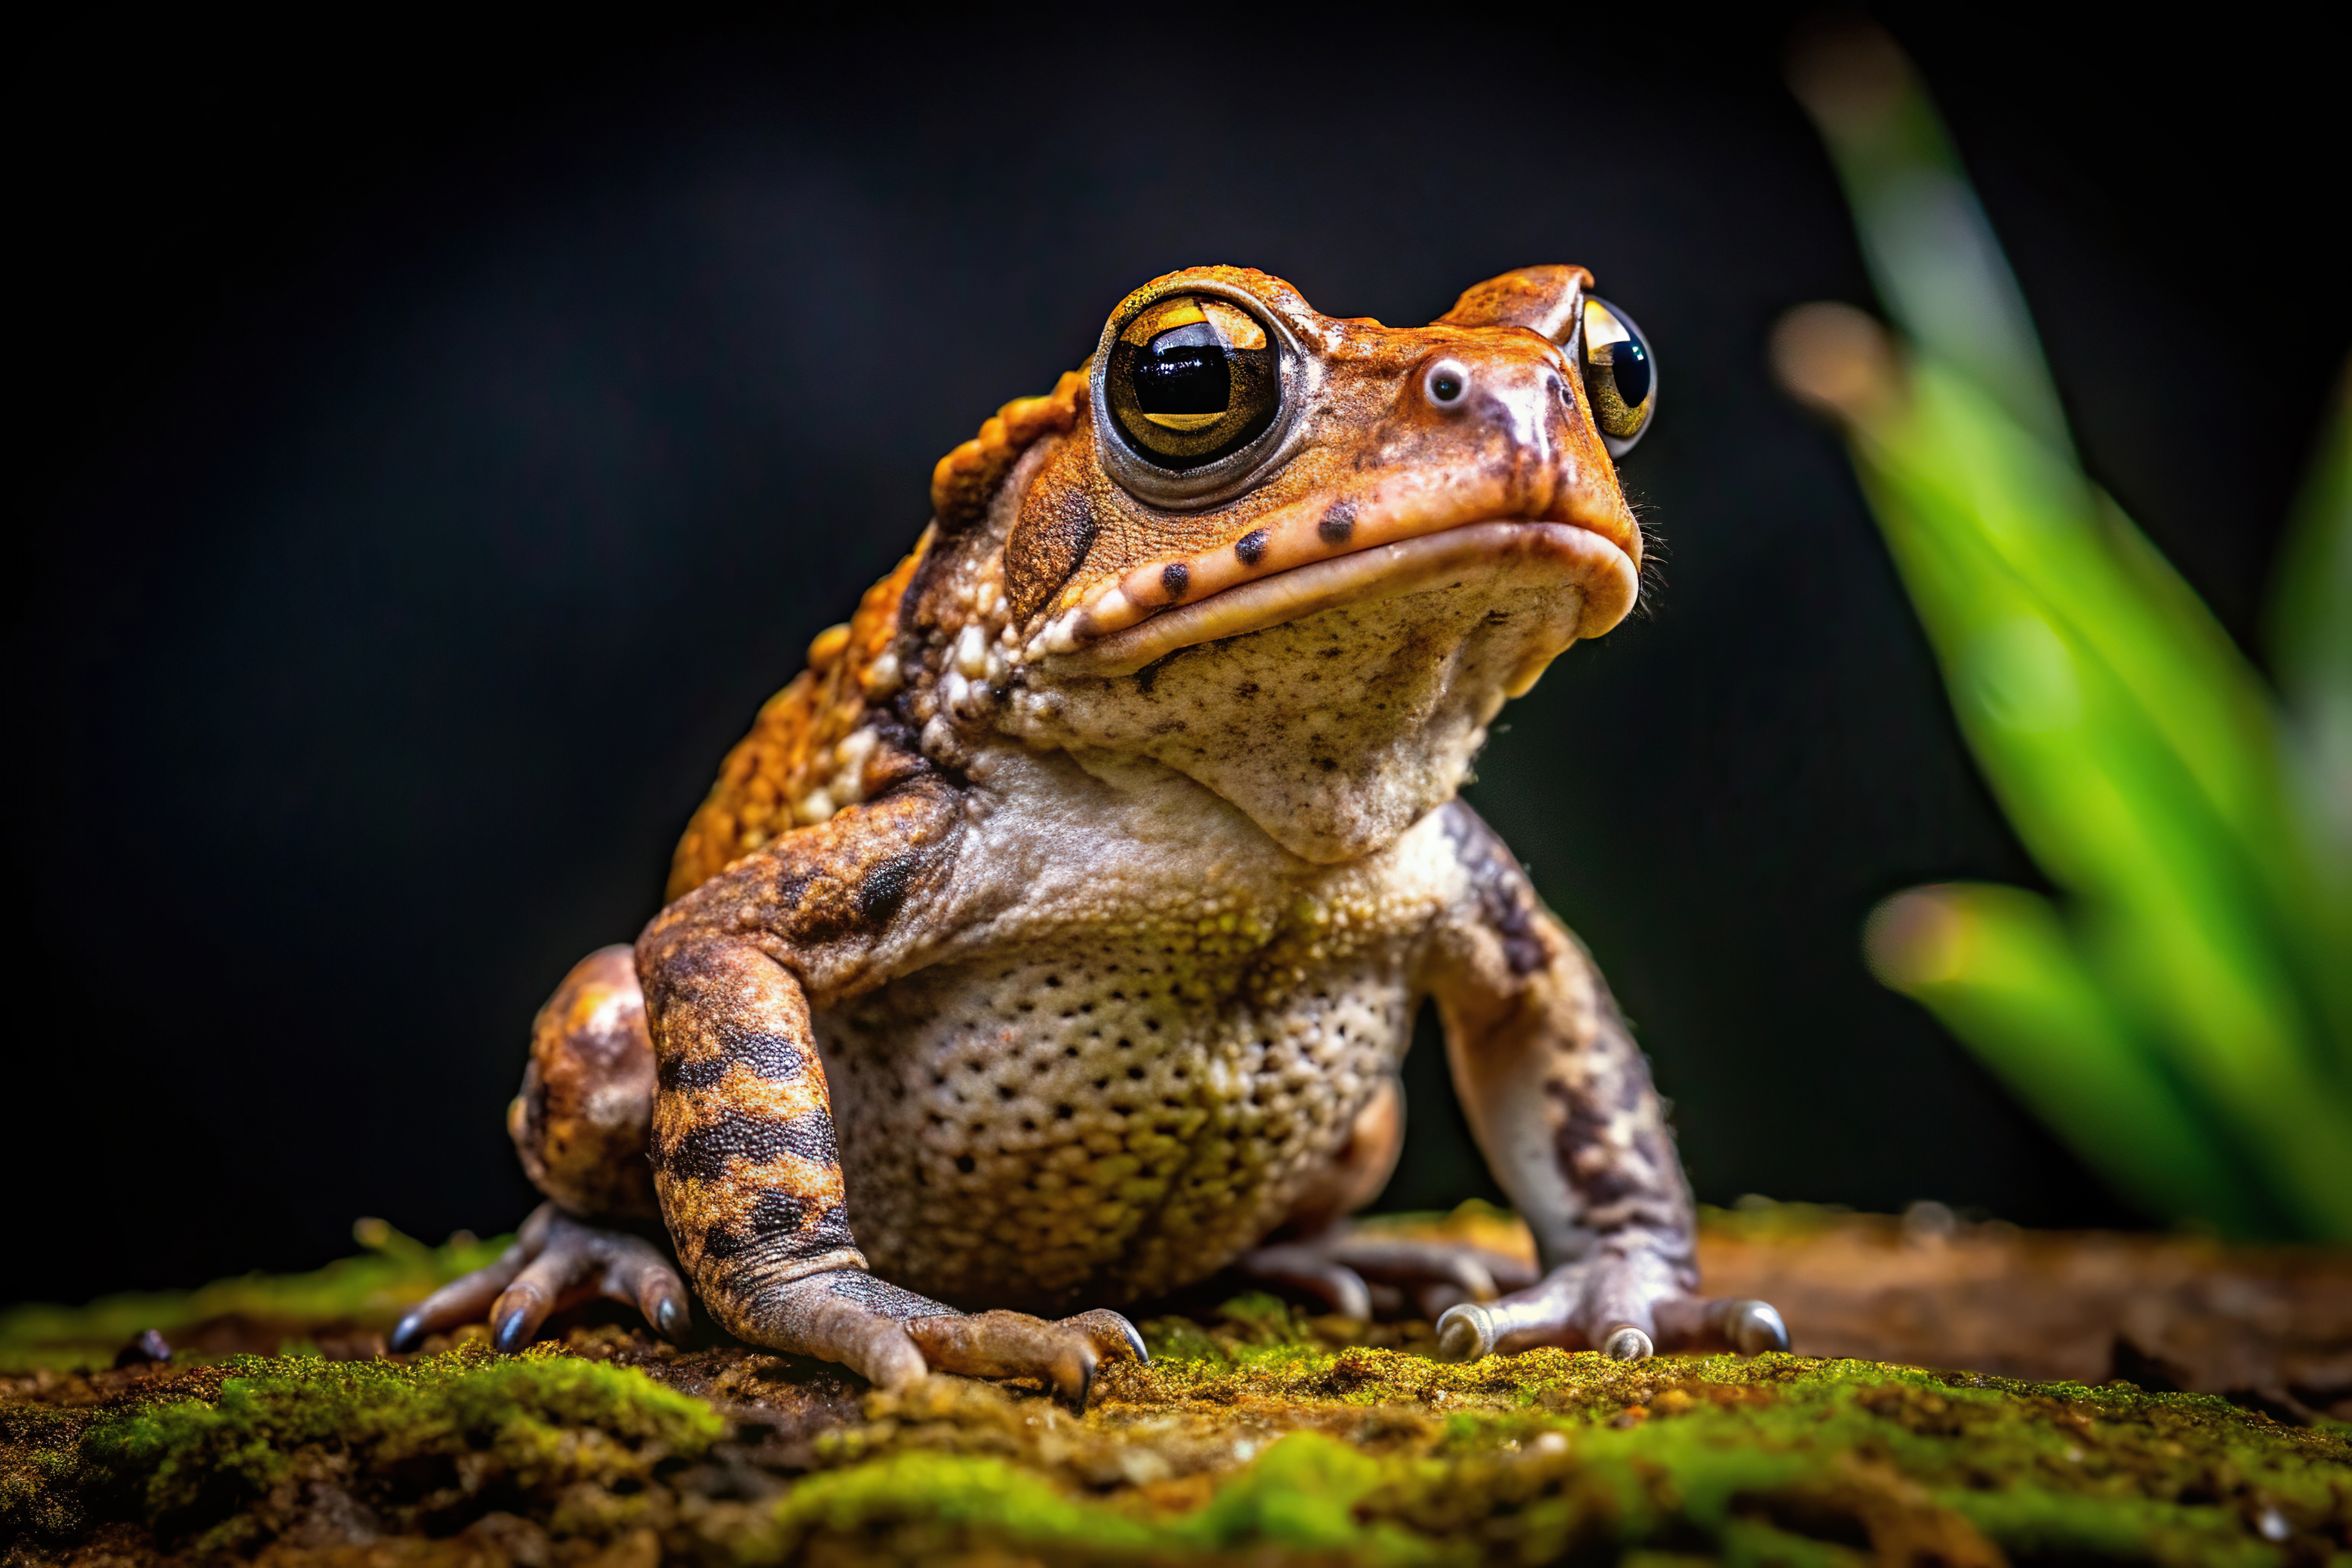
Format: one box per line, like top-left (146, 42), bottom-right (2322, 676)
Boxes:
top-left (1422, 804), bottom-right (1787, 1363)
top-left (636, 779), bottom-right (1145, 1401)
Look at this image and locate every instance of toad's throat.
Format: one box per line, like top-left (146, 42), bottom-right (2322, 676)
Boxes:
top-left (1036, 517), bottom-right (1639, 680)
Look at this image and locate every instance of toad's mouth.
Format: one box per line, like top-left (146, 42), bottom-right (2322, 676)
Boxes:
top-left (1034, 512), bottom-right (1640, 682)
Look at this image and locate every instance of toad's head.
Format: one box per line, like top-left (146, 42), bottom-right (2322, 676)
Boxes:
top-left (906, 263), bottom-right (1656, 863)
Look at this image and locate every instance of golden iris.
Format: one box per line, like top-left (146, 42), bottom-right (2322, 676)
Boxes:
top-left (1580, 296), bottom-right (1655, 446)
top-left (1107, 296), bottom-right (1280, 470)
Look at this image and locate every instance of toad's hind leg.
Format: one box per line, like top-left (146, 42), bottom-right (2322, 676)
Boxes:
top-left (506, 944), bottom-right (662, 1222)
top-left (1235, 1074), bottom-right (1539, 1321)
top-left (392, 946), bottom-right (690, 1352)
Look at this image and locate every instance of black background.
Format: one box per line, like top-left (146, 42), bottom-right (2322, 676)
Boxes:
top-left (9, 10), bottom-right (2345, 1309)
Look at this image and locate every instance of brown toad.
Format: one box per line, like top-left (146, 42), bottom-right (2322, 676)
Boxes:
top-left (397, 263), bottom-right (1787, 1397)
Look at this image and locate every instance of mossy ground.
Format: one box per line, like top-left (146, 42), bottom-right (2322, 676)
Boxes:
top-left (5, 1217), bottom-right (2349, 1566)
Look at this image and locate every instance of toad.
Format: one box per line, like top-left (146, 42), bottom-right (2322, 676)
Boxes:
top-left (395, 264), bottom-right (1788, 1398)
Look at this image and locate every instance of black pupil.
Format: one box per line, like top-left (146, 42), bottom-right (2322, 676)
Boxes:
top-left (1434, 373), bottom-right (1462, 400)
top-left (1132, 322), bottom-right (1230, 415)
top-left (1607, 340), bottom-right (1650, 409)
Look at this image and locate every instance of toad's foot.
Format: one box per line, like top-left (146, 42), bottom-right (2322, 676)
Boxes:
top-left (1237, 1224), bottom-right (1541, 1322)
top-left (390, 1203), bottom-right (690, 1354)
top-left (745, 1269), bottom-right (1147, 1406)
top-left (1432, 1249), bottom-right (1787, 1364)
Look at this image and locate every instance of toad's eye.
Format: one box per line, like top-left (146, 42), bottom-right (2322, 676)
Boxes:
top-left (1579, 296), bottom-right (1656, 457)
top-left (1106, 295), bottom-right (1281, 470)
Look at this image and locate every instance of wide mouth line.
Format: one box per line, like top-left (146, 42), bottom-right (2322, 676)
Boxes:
top-left (1034, 490), bottom-right (1636, 660)
top-left (1036, 519), bottom-right (1638, 678)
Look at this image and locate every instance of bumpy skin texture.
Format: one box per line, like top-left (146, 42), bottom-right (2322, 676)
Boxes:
top-left (427, 263), bottom-right (1784, 1393)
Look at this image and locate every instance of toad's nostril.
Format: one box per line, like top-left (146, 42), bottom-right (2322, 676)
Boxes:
top-left (1424, 359), bottom-right (1470, 410)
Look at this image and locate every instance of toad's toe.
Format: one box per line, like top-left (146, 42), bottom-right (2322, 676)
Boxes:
top-left (392, 1204), bottom-right (688, 1354)
top-left (1653, 1295), bottom-right (1792, 1354)
top-left (1238, 1224), bottom-right (1535, 1323)
top-left (1434, 1301), bottom-right (1496, 1362)
top-left (907, 1306), bottom-right (1148, 1407)
top-left (1602, 1325), bottom-right (1655, 1361)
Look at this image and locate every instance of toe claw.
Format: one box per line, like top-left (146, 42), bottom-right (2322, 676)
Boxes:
top-left (1603, 1325), bottom-right (1654, 1362)
top-left (1058, 1308), bottom-right (1150, 1366)
top-left (1435, 1302), bottom-right (1495, 1363)
top-left (1729, 1299), bottom-right (1788, 1355)
top-left (493, 1305), bottom-right (534, 1354)
top-left (389, 1313), bottom-right (427, 1354)
top-left (655, 1295), bottom-right (688, 1343)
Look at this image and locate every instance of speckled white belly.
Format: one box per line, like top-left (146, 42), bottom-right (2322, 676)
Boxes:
top-left (814, 936), bottom-right (1414, 1312)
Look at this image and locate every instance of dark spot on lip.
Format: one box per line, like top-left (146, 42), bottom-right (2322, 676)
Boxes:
top-left (1161, 562), bottom-right (1191, 600)
top-left (1235, 528), bottom-right (1269, 565)
top-left (1318, 499), bottom-right (1357, 545)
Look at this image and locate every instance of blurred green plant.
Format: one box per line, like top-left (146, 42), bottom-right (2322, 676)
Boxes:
top-left (0, 1219), bottom-right (507, 1371)
top-left (1774, 24), bottom-right (2352, 1239)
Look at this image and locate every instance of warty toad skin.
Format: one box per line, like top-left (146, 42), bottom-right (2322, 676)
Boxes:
top-left (396, 263), bottom-right (1788, 1401)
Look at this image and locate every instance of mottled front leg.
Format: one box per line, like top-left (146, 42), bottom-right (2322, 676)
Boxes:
top-left (1421, 804), bottom-right (1786, 1363)
top-left (638, 776), bottom-right (1143, 1401)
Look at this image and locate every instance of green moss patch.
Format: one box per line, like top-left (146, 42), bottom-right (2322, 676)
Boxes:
top-left (786, 1337), bottom-right (2347, 1565)
top-left (4, 1345), bottom-right (719, 1556)
top-left (6, 1227), bottom-right (2350, 1563)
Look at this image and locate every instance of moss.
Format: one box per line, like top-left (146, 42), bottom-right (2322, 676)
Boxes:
top-left (718, 1434), bottom-right (1431, 1566)
top-left (812, 1340), bottom-right (2350, 1564)
top-left (8, 1328), bottom-right (2346, 1564)
top-left (740, 1450), bottom-right (1171, 1564)
top-left (4, 1344), bottom-right (720, 1554)
top-left (1, 1401), bottom-right (90, 1543)
top-left (7, 1224), bottom-right (2350, 1564)
top-left (714, 1345), bottom-right (2352, 1563)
